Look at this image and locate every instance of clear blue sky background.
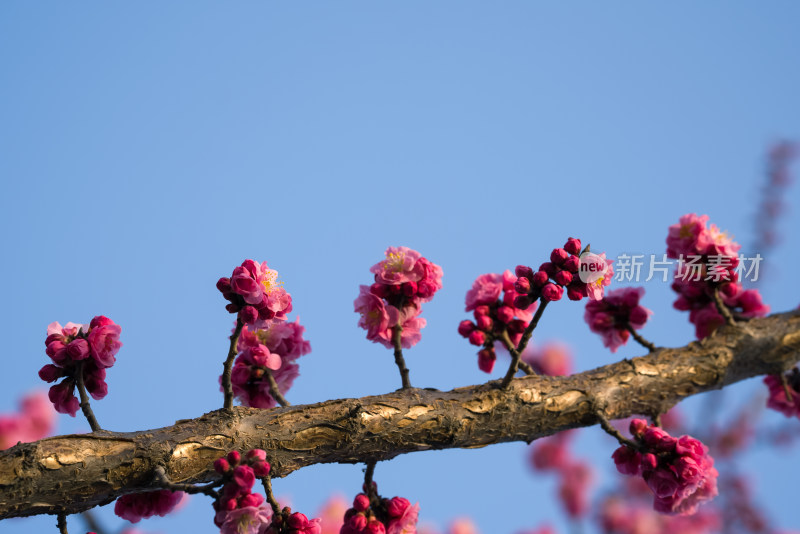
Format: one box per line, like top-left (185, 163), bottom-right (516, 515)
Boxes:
top-left (1, 2), bottom-right (799, 533)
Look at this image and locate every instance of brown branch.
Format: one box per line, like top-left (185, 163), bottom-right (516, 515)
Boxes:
top-left (1, 310), bottom-right (799, 520)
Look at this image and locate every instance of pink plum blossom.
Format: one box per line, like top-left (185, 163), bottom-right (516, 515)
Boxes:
top-left (370, 247), bottom-right (425, 286)
top-left (465, 273), bottom-right (503, 311)
top-left (220, 505), bottom-right (272, 534)
top-left (114, 490), bottom-right (186, 523)
top-left (218, 260), bottom-right (293, 328)
top-left (0, 391), bottom-right (56, 449)
top-left (584, 287), bottom-right (652, 352)
top-left (387, 502), bottom-right (419, 534)
top-left (764, 371), bottom-right (800, 418)
top-left (40, 317), bottom-right (121, 416)
top-left (612, 420), bottom-right (718, 515)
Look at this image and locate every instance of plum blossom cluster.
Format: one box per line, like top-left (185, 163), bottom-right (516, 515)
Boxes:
top-left (457, 270), bottom-right (536, 373)
top-left (38, 317), bottom-right (122, 416)
top-left (584, 287), bottom-right (652, 352)
top-left (666, 214), bottom-right (769, 338)
top-left (763, 368), bottom-right (800, 419)
top-left (212, 448), bottom-right (322, 534)
top-left (228, 318), bottom-right (311, 408)
top-left (217, 260), bottom-right (293, 328)
top-left (612, 419), bottom-right (718, 515)
top-left (212, 449), bottom-right (274, 533)
top-left (0, 391), bottom-right (55, 450)
top-left (529, 431), bottom-right (593, 519)
top-left (340, 490), bottom-right (419, 534)
top-left (513, 238), bottom-right (613, 306)
top-left (114, 490), bottom-right (186, 524)
top-left (354, 247), bottom-right (442, 349)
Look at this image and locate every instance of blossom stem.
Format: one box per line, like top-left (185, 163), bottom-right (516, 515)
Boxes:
top-left (391, 325), bottom-right (412, 389)
top-left (500, 330), bottom-right (536, 389)
top-left (261, 473), bottom-right (281, 518)
top-left (222, 318), bottom-right (245, 410)
top-left (74, 361), bottom-right (101, 432)
top-left (515, 299), bottom-right (549, 354)
top-left (712, 288), bottom-right (737, 327)
top-left (264, 368), bottom-right (291, 407)
top-left (153, 466), bottom-right (220, 499)
top-left (364, 460), bottom-right (379, 508)
top-left (517, 360), bottom-right (536, 375)
top-left (57, 512), bottom-right (68, 534)
top-left (651, 413), bottom-right (662, 428)
top-left (596, 410), bottom-right (639, 450)
top-left (624, 323), bottom-right (657, 353)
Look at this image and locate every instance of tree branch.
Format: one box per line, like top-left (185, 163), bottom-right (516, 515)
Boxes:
top-left (1, 310), bottom-right (799, 520)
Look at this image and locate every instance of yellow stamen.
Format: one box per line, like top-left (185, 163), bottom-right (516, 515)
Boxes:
top-left (260, 269), bottom-right (283, 294)
top-left (383, 251), bottom-right (406, 273)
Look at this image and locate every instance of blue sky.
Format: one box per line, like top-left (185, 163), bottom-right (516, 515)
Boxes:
top-left (1, 2), bottom-right (799, 533)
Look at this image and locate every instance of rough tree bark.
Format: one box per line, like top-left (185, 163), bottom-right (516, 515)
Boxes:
top-left (1, 310), bottom-right (799, 520)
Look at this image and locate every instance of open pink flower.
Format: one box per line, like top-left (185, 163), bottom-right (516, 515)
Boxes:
top-left (386, 502), bottom-right (419, 534)
top-left (370, 247), bottom-right (425, 286)
top-left (355, 286), bottom-right (393, 345)
top-left (582, 253), bottom-right (614, 301)
top-left (87, 316), bottom-right (122, 368)
top-left (465, 273), bottom-right (503, 311)
top-left (584, 287), bottom-right (652, 352)
top-left (220, 505), bottom-right (272, 534)
top-left (219, 260), bottom-right (293, 328)
top-left (114, 490), bottom-right (186, 523)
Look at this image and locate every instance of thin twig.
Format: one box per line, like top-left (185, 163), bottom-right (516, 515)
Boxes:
top-left (265, 368), bottom-right (291, 407)
top-left (222, 318), bottom-right (245, 410)
top-left (518, 360), bottom-right (536, 375)
top-left (712, 288), bottom-right (737, 327)
top-left (651, 413), bottom-right (662, 428)
top-left (57, 513), bottom-right (68, 534)
top-left (391, 325), bottom-right (412, 389)
top-left (515, 299), bottom-right (549, 354)
top-left (625, 323), bottom-right (657, 353)
top-left (261, 473), bottom-right (281, 518)
top-left (74, 361), bottom-right (101, 432)
top-left (500, 330), bottom-right (535, 389)
top-left (596, 410), bottom-right (639, 449)
top-left (153, 466), bottom-right (220, 499)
